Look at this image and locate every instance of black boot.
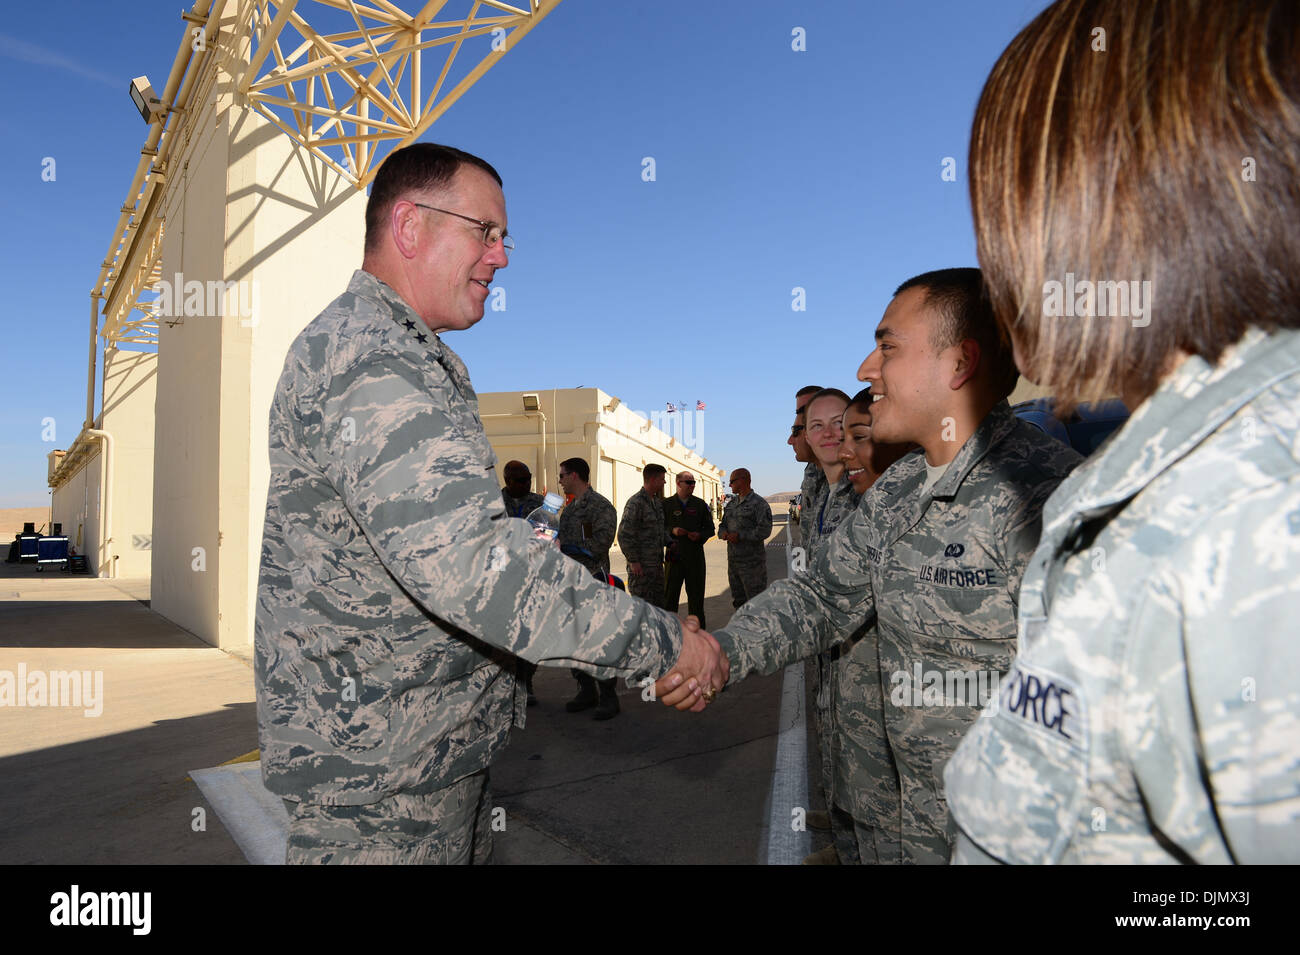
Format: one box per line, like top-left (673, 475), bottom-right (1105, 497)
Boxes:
top-left (593, 679), bottom-right (620, 721)
top-left (565, 672), bottom-right (599, 712)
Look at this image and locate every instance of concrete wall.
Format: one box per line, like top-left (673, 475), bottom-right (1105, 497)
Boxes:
top-left (149, 37), bottom-right (366, 649)
top-left (479, 388), bottom-right (725, 520)
top-left (227, 107), bottom-right (366, 650)
top-left (150, 63), bottom-right (229, 643)
top-left (51, 446), bottom-right (102, 575)
top-left (100, 348), bottom-right (157, 578)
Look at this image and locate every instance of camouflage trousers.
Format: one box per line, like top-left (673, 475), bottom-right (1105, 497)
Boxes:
top-left (626, 563), bottom-right (666, 609)
top-left (726, 552), bottom-right (768, 608)
top-left (830, 804), bottom-right (900, 865)
top-left (830, 632), bottom-right (904, 863)
top-left (283, 769), bottom-right (493, 864)
top-left (815, 650), bottom-right (835, 807)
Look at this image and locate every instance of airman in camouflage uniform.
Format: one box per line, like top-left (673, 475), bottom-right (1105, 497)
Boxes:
top-left (799, 472), bottom-right (859, 818)
top-left (826, 392), bottom-right (913, 865)
top-left (945, 328), bottom-right (1300, 863)
top-left (795, 462), bottom-right (824, 544)
top-left (557, 457), bottom-right (623, 719)
top-left (556, 463), bottom-right (617, 579)
top-left (617, 465), bottom-right (669, 609)
top-left (805, 466), bottom-right (901, 866)
top-left (254, 145), bottom-right (699, 864)
top-left (712, 400), bottom-right (1081, 863)
top-left (720, 468), bottom-right (773, 608)
top-left (798, 389), bottom-right (853, 862)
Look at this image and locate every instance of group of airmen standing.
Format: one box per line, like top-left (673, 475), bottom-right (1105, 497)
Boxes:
top-left (498, 456), bottom-right (774, 722)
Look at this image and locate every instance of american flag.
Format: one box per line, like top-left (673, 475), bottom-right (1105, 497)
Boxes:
top-left (696, 400), bottom-right (707, 411)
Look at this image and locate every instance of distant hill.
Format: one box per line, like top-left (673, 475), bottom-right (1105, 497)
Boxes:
top-left (765, 492), bottom-right (800, 504)
top-left (1, 506), bottom-right (51, 541)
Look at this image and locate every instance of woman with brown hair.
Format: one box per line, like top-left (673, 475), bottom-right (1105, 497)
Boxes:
top-left (944, 0), bottom-right (1300, 863)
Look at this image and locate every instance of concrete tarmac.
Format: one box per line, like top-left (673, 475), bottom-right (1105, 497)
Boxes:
top-left (0, 515), bottom-right (828, 864)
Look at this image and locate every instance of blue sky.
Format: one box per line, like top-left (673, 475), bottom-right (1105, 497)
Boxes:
top-left (0, 0), bottom-right (1048, 506)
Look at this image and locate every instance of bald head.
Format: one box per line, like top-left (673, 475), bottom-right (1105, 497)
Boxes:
top-left (729, 468), bottom-right (752, 497)
top-left (675, 471), bottom-right (697, 499)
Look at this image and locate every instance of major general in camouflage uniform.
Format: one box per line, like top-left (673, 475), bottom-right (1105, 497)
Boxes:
top-left (556, 456), bottom-right (622, 719)
top-left (719, 468), bottom-right (773, 608)
top-left (695, 269), bottom-right (1082, 863)
top-left (255, 144), bottom-right (725, 864)
top-left (944, 0), bottom-right (1300, 864)
top-left (617, 463), bottom-right (668, 609)
top-left (500, 460), bottom-right (544, 518)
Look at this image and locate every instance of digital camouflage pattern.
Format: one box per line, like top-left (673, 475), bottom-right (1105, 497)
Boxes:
top-left (946, 328), bottom-right (1300, 864)
top-left (721, 490), bottom-right (773, 607)
top-left (795, 461), bottom-right (825, 533)
top-left (255, 270), bottom-right (682, 812)
top-left (557, 486), bottom-right (617, 578)
top-left (796, 460), bottom-right (834, 818)
top-left (501, 488), bottom-right (544, 520)
top-left (618, 487), bottom-right (667, 608)
top-left (283, 769), bottom-right (492, 864)
top-left (799, 474), bottom-right (861, 814)
top-left (714, 401), bottom-right (1081, 863)
top-left (803, 474), bottom-right (905, 864)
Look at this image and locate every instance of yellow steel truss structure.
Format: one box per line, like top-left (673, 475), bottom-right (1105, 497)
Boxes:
top-left (54, 0), bottom-right (562, 487)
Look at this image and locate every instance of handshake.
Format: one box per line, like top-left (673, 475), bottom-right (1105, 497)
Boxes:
top-left (652, 616), bottom-right (730, 712)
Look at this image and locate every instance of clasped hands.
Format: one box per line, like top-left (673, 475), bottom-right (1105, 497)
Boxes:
top-left (653, 615), bottom-right (728, 712)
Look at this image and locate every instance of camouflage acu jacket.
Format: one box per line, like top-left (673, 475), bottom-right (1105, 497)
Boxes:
top-left (714, 401), bottom-right (1081, 861)
top-left (721, 491), bottom-right (774, 559)
top-left (793, 461), bottom-right (826, 534)
top-left (946, 327), bottom-right (1300, 864)
top-left (617, 487), bottom-right (666, 567)
top-left (558, 486), bottom-right (617, 577)
top-left (800, 474), bottom-right (858, 567)
top-left (501, 489), bottom-right (544, 519)
top-left (255, 270), bottom-right (681, 806)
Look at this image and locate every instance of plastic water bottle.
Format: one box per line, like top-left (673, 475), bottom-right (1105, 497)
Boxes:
top-left (525, 492), bottom-right (565, 541)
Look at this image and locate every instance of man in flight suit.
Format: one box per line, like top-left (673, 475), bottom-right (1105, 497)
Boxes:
top-left (664, 471), bottom-right (715, 628)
